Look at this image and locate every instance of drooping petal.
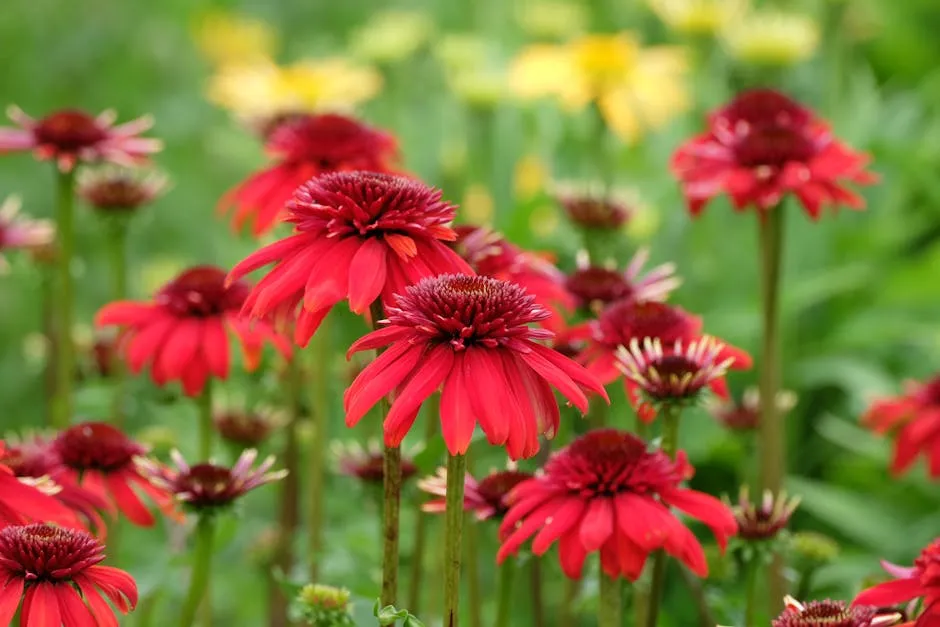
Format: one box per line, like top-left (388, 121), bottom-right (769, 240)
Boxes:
top-left (0, 577), bottom-right (23, 626)
top-left (853, 577), bottom-right (924, 608)
top-left (95, 302), bottom-right (159, 327)
top-left (439, 355), bottom-right (478, 455)
top-left (24, 582), bottom-right (61, 627)
top-left (347, 237), bottom-right (389, 314)
top-left (579, 497), bottom-right (615, 551)
top-left (344, 343), bottom-right (425, 427)
top-left (383, 345), bottom-right (455, 446)
top-left (105, 473), bottom-right (155, 527)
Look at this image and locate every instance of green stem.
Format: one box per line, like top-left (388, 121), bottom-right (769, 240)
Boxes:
top-left (679, 564), bottom-right (717, 627)
top-left (52, 168), bottom-right (76, 428)
top-left (597, 568), bottom-right (622, 627)
top-left (644, 404), bottom-right (681, 627)
top-left (407, 403), bottom-right (440, 615)
top-left (745, 559), bottom-right (760, 626)
top-left (758, 207), bottom-right (786, 610)
top-left (41, 262), bottom-right (57, 427)
top-left (560, 576), bottom-right (580, 627)
top-left (197, 382), bottom-right (213, 460)
top-left (443, 453), bottom-right (467, 627)
top-left (529, 553), bottom-right (545, 627)
top-left (588, 395), bottom-right (609, 429)
top-left (494, 559), bottom-right (515, 627)
top-left (464, 512), bottom-right (482, 627)
top-left (307, 316), bottom-right (331, 583)
top-left (179, 516), bottom-right (215, 627)
top-left (106, 216), bottom-right (129, 424)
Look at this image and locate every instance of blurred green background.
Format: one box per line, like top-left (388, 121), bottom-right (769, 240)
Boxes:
top-left (2, 0), bottom-right (940, 625)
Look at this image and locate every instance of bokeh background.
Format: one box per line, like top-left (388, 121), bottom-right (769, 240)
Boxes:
top-left (2, 0), bottom-right (940, 624)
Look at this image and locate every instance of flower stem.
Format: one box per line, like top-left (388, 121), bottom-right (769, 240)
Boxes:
top-left (464, 511), bottom-right (482, 627)
top-left (597, 568), bottom-right (622, 627)
top-left (197, 382), bottom-right (213, 460)
top-left (560, 576), bottom-right (580, 627)
top-left (529, 553), bottom-right (545, 627)
top-left (105, 215), bottom-right (129, 424)
top-left (407, 402), bottom-right (440, 615)
top-left (494, 558), bottom-right (515, 627)
top-left (307, 315), bottom-right (331, 583)
top-left (443, 452), bottom-right (467, 627)
top-left (679, 564), bottom-right (717, 627)
top-left (644, 403), bottom-right (681, 627)
top-left (52, 168), bottom-right (76, 429)
top-left (758, 207), bottom-right (786, 610)
top-left (745, 557), bottom-right (761, 626)
top-left (180, 515), bottom-right (215, 627)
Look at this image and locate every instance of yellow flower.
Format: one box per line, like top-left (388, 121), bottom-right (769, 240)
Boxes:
top-left (194, 11), bottom-right (277, 68)
top-left (646, 0), bottom-right (748, 36)
top-left (461, 185), bottom-right (495, 225)
top-left (722, 10), bottom-right (820, 67)
top-left (514, 154), bottom-right (550, 200)
top-left (349, 10), bottom-right (434, 64)
top-left (515, 0), bottom-right (588, 40)
top-left (508, 33), bottom-right (689, 142)
top-left (435, 34), bottom-right (492, 75)
top-left (207, 58), bottom-right (382, 122)
top-left (448, 70), bottom-right (507, 108)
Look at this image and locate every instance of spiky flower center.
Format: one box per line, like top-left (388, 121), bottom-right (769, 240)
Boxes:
top-left (388, 274), bottom-right (550, 350)
top-left (214, 412), bottom-right (274, 447)
top-left (269, 114), bottom-right (391, 166)
top-left (54, 422), bottom-right (144, 472)
top-left (546, 430), bottom-right (681, 499)
top-left (476, 471), bottom-right (532, 514)
top-left (341, 452), bottom-right (417, 484)
top-left (566, 267), bottom-right (632, 307)
top-left (714, 90), bottom-right (820, 168)
top-left (0, 523), bottom-right (105, 581)
top-left (173, 464), bottom-right (239, 506)
top-left (597, 300), bottom-right (695, 348)
top-left (156, 266), bottom-right (249, 318)
top-left (33, 110), bottom-right (107, 151)
top-left (772, 600), bottom-right (878, 627)
top-left (733, 489), bottom-right (798, 541)
top-left (79, 171), bottom-right (162, 210)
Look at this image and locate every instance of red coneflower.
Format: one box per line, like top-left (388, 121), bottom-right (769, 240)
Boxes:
top-left (565, 249), bottom-right (681, 314)
top-left (53, 422), bottom-right (177, 527)
top-left (555, 191), bottom-right (631, 230)
top-left (576, 299), bottom-right (751, 386)
top-left (496, 429), bottom-right (737, 579)
top-left (136, 449), bottom-right (286, 512)
top-left (219, 113), bottom-right (399, 236)
top-left (0, 106), bottom-right (162, 172)
top-left (345, 274), bottom-right (608, 459)
top-left (854, 539), bottom-right (940, 626)
top-left (729, 486), bottom-right (800, 542)
top-left (96, 265), bottom-right (291, 396)
top-left (214, 407), bottom-right (282, 448)
top-left (419, 467), bottom-right (533, 521)
top-left (0, 523), bottom-right (137, 626)
top-left (453, 225), bottom-right (574, 331)
top-left (229, 172), bottom-right (473, 346)
top-left (863, 375), bottom-right (940, 478)
top-left (0, 444), bottom-right (82, 530)
top-left (705, 387), bottom-right (797, 431)
top-left (333, 440), bottom-right (419, 485)
top-left (77, 165), bottom-right (168, 213)
top-left (776, 596), bottom-right (901, 627)
top-left (0, 196), bottom-right (54, 271)
top-left (670, 89), bottom-right (876, 219)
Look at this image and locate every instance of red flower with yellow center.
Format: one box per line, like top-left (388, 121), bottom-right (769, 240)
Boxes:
top-left (345, 274), bottom-right (608, 460)
top-left (230, 172), bottom-right (473, 346)
top-left (0, 443), bottom-right (82, 531)
top-left (0, 523), bottom-right (137, 626)
top-left (219, 113), bottom-right (399, 236)
top-left (671, 89), bottom-right (876, 219)
top-left (0, 106), bottom-right (162, 172)
top-left (854, 539), bottom-right (940, 626)
top-left (96, 265), bottom-right (291, 396)
top-left (863, 376), bottom-right (940, 478)
top-left (53, 422), bottom-right (177, 527)
top-left (420, 468), bottom-right (533, 521)
top-left (497, 429), bottom-right (737, 579)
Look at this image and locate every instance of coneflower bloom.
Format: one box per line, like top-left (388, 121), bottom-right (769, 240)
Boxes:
top-left (0, 444), bottom-right (82, 530)
top-left (576, 299), bottom-right (751, 386)
top-left (77, 165), bottom-right (168, 213)
top-left (214, 407), bottom-right (283, 448)
top-left (728, 486), bottom-right (800, 542)
top-left (616, 335), bottom-right (734, 420)
top-left (555, 191), bottom-right (631, 230)
top-left (345, 274), bottom-right (608, 459)
top-left (706, 387), bottom-right (797, 431)
top-left (96, 265), bottom-right (291, 396)
top-left (863, 375), bottom-right (940, 478)
top-left (53, 422), bottom-right (177, 527)
top-left (219, 113), bottom-right (398, 236)
top-left (454, 225), bottom-right (574, 331)
top-left (565, 249), bottom-right (681, 314)
top-left (333, 440), bottom-right (418, 485)
top-left (229, 172), bottom-right (473, 346)
top-left (854, 539), bottom-right (940, 626)
top-left (1, 438), bottom-right (109, 534)
top-left (0, 106), bottom-right (161, 172)
top-left (0, 196), bottom-right (54, 271)
top-left (776, 596), bottom-right (901, 627)
top-left (419, 467), bottom-right (533, 520)
top-left (136, 449), bottom-right (286, 513)
top-left (0, 523), bottom-right (137, 625)
top-left (496, 429), bottom-right (737, 579)
top-left (671, 89), bottom-right (876, 219)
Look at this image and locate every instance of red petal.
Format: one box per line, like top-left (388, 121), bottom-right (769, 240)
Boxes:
top-left (95, 302), bottom-right (158, 327)
top-left (660, 488), bottom-right (738, 550)
top-left (24, 582), bottom-right (60, 627)
top-left (462, 348), bottom-right (511, 446)
top-left (346, 325), bottom-right (412, 358)
top-left (86, 565), bottom-right (138, 610)
top-left (153, 318), bottom-right (202, 385)
top-left (530, 498), bottom-right (586, 555)
top-left (557, 528), bottom-right (589, 579)
top-left (124, 316), bottom-right (175, 374)
top-left (56, 584), bottom-right (97, 627)
top-left (105, 472), bottom-right (155, 527)
top-left (347, 237), bottom-right (389, 314)
top-left (201, 318), bottom-right (230, 379)
top-left (0, 577), bottom-right (23, 626)
top-left (73, 576), bottom-right (119, 627)
top-left (227, 233), bottom-right (314, 285)
top-left (344, 342), bottom-right (424, 427)
top-left (579, 497), bottom-right (615, 551)
top-left (519, 348), bottom-right (589, 414)
top-left (383, 345), bottom-right (454, 446)
top-left (853, 577), bottom-right (924, 608)
top-left (439, 357), bottom-right (477, 455)
top-left (303, 236), bottom-right (361, 312)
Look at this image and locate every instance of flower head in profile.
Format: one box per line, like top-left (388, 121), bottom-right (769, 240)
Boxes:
top-left (0, 196), bottom-right (54, 271)
top-left (0, 523), bottom-right (137, 626)
top-left (229, 172), bottom-right (472, 346)
top-left (555, 191), bottom-right (631, 231)
top-left (0, 443), bottom-right (83, 531)
top-left (671, 89), bottom-right (876, 219)
top-left (722, 10), bottom-right (820, 68)
top-left (0, 106), bottom-right (162, 172)
top-left (345, 274), bottom-right (608, 459)
top-left (295, 583), bottom-right (354, 627)
top-left (454, 225), bottom-right (574, 331)
top-left (77, 165), bottom-right (168, 213)
top-left (728, 486), bottom-right (799, 542)
top-left (776, 596), bottom-right (901, 627)
top-left (565, 249), bottom-right (681, 314)
top-left (706, 387), bottom-right (797, 431)
top-left (863, 376), bottom-right (940, 478)
top-left (96, 265), bottom-right (291, 396)
top-left (333, 440), bottom-right (418, 485)
top-left (853, 539), bottom-right (940, 625)
top-left (52, 422), bottom-right (177, 527)
top-left (419, 467), bottom-right (533, 521)
top-left (214, 406), bottom-right (283, 448)
top-left (219, 113), bottom-right (399, 236)
top-left (136, 449), bottom-right (285, 514)
top-left (497, 429), bottom-right (737, 579)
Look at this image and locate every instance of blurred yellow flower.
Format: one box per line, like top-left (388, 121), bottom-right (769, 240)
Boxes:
top-left (462, 185), bottom-right (495, 225)
top-left (435, 34), bottom-right (492, 75)
top-left (722, 10), bottom-right (820, 67)
top-left (509, 33), bottom-right (689, 142)
top-left (349, 10), bottom-right (434, 64)
top-left (515, 0), bottom-right (588, 40)
top-left (646, 0), bottom-right (748, 36)
top-left (514, 154), bottom-right (550, 200)
top-left (207, 58), bottom-right (382, 122)
top-left (448, 71), bottom-right (507, 108)
top-left (194, 11), bottom-right (278, 68)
